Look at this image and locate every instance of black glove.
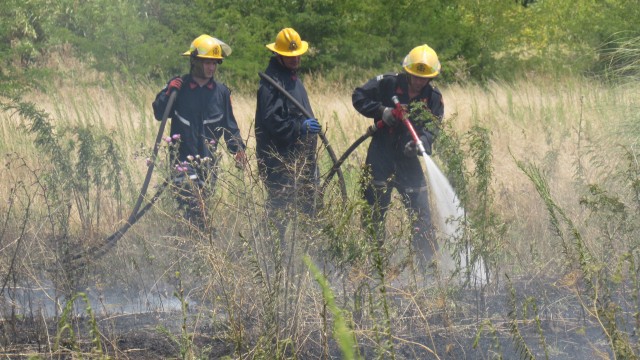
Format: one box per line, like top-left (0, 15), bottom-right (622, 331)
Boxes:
top-left (403, 140), bottom-right (418, 157)
top-left (404, 134), bottom-right (434, 157)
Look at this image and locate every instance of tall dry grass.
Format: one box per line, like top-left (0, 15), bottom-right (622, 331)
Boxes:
top-left (1, 70), bottom-right (639, 358)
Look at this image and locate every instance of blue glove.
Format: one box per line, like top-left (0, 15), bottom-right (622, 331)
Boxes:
top-left (300, 118), bottom-right (321, 135)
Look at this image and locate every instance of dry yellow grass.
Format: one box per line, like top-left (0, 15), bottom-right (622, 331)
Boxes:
top-left (3, 72), bottom-right (638, 269)
top-left (2, 68), bottom-right (640, 358)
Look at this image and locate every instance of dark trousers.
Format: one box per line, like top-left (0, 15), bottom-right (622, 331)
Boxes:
top-left (363, 182), bottom-right (436, 265)
top-left (262, 155), bottom-right (318, 247)
top-left (265, 175), bottom-right (318, 239)
top-left (362, 146), bottom-right (437, 268)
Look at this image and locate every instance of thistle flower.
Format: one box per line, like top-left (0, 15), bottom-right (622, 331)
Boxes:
top-left (209, 139), bottom-right (217, 145)
top-left (187, 155), bottom-right (195, 162)
top-left (172, 134), bottom-right (181, 140)
top-left (164, 136), bottom-right (172, 143)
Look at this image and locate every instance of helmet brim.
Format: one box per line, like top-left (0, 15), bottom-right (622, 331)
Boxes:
top-left (265, 41), bottom-right (309, 57)
top-left (403, 66), bottom-right (439, 78)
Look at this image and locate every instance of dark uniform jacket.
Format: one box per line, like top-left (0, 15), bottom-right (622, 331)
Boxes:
top-left (352, 72), bottom-right (444, 188)
top-left (255, 56), bottom-right (317, 188)
top-left (152, 74), bottom-right (244, 163)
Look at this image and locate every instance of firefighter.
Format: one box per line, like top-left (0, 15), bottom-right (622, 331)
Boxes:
top-left (152, 34), bottom-right (247, 227)
top-left (255, 28), bottom-right (321, 237)
top-left (352, 44), bottom-right (444, 269)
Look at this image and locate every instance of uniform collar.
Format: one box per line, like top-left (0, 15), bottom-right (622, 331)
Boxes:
top-left (188, 76), bottom-right (215, 90)
top-left (396, 73), bottom-right (431, 99)
top-left (267, 56), bottom-right (298, 81)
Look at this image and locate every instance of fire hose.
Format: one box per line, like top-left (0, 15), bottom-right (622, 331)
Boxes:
top-left (391, 95), bottom-right (432, 170)
top-left (322, 95), bottom-right (431, 192)
top-left (71, 90), bottom-right (422, 263)
top-left (72, 70), bottom-right (348, 264)
top-left (71, 90), bottom-right (177, 264)
top-left (258, 72), bottom-right (347, 202)
top-left (320, 124), bottom-right (376, 194)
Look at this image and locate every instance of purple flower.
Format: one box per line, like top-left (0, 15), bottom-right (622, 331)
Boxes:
top-left (164, 136), bottom-right (172, 143)
top-left (172, 134), bottom-right (181, 140)
top-left (209, 139), bottom-right (217, 145)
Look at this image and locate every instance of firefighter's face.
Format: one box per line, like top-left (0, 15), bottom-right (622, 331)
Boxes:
top-left (408, 74), bottom-right (431, 92)
top-left (192, 58), bottom-right (219, 79)
top-left (278, 55), bottom-right (301, 70)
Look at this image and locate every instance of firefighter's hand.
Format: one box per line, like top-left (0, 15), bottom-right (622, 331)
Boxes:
top-left (234, 150), bottom-right (248, 169)
top-left (391, 106), bottom-right (405, 121)
top-left (165, 77), bottom-right (183, 95)
top-left (301, 118), bottom-right (321, 135)
top-left (381, 107), bottom-right (398, 127)
top-left (403, 140), bottom-right (418, 157)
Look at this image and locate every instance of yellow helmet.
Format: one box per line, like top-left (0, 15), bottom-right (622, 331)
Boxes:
top-left (182, 34), bottom-right (232, 59)
top-left (265, 28), bottom-right (309, 57)
top-left (402, 44), bottom-right (441, 78)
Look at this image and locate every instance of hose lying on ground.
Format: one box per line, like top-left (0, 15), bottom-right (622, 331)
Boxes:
top-left (72, 73), bottom-right (356, 265)
top-left (70, 90), bottom-right (178, 265)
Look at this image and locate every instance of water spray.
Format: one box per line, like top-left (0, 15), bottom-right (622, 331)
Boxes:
top-left (392, 96), bottom-right (487, 282)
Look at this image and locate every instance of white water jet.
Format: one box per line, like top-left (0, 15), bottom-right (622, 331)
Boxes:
top-left (423, 155), bottom-right (486, 284)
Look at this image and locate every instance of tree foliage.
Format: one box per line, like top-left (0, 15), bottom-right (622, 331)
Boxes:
top-left (1, 0), bottom-right (639, 86)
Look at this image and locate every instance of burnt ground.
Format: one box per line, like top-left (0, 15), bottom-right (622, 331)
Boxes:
top-left (0, 276), bottom-right (632, 359)
top-left (1, 310), bottom-right (233, 359)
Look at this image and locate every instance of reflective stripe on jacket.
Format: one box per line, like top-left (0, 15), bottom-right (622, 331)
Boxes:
top-left (152, 74), bottom-right (244, 162)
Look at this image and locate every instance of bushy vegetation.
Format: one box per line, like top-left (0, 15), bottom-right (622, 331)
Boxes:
top-left (1, 0), bottom-right (639, 87)
top-left (1, 69), bottom-right (639, 357)
top-left (1, 1), bottom-right (640, 359)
